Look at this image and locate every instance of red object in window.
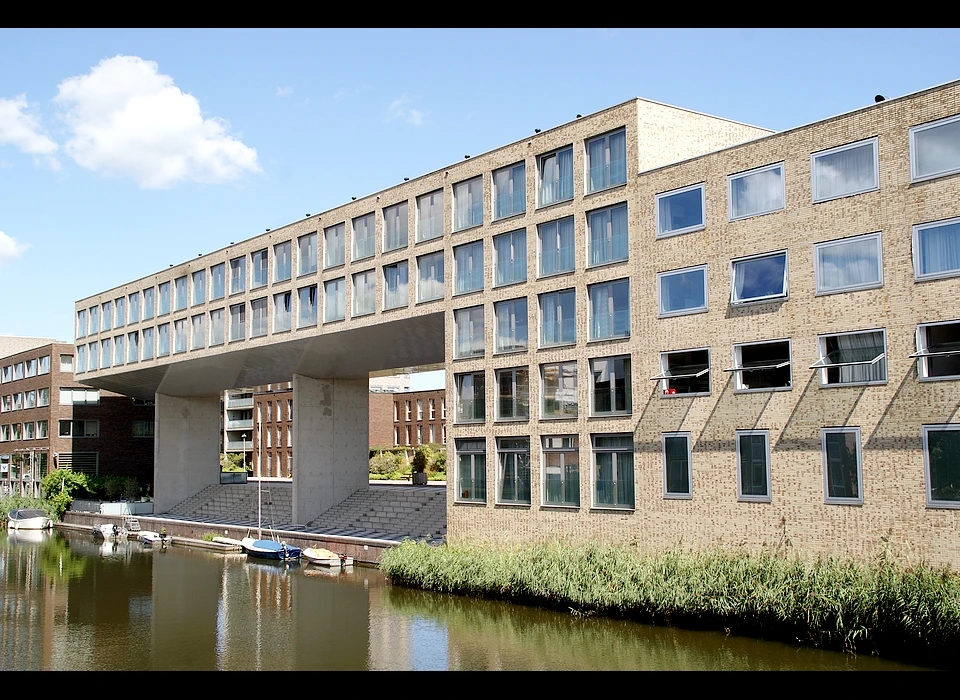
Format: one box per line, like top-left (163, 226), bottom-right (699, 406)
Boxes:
top-left (664, 388), bottom-right (677, 395)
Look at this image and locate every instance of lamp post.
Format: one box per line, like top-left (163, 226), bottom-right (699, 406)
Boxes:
top-left (241, 433), bottom-right (247, 474)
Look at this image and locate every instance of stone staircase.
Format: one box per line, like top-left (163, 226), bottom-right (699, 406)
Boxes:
top-left (164, 482), bottom-right (292, 526)
top-left (307, 485), bottom-right (446, 539)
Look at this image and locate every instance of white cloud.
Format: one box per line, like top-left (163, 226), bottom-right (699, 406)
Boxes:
top-left (276, 86), bottom-right (294, 98)
top-left (0, 231), bottom-right (28, 268)
top-left (0, 94), bottom-right (60, 169)
top-left (54, 55), bottom-right (261, 189)
top-left (385, 94), bottom-right (425, 127)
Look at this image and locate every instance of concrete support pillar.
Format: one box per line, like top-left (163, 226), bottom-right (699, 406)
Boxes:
top-left (292, 375), bottom-right (369, 525)
top-left (154, 393), bottom-right (221, 514)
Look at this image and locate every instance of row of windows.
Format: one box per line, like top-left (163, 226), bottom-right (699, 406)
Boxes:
top-left (394, 424), bottom-right (447, 447)
top-left (1, 388), bottom-right (50, 412)
top-left (0, 419), bottom-right (151, 442)
top-left (0, 420), bottom-right (48, 441)
top-left (394, 398), bottom-right (445, 422)
top-left (454, 424), bottom-right (960, 510)
top-left (0, 356), bottom-right (50, 383)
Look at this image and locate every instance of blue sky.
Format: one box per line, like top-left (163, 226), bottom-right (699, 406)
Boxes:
top-left (1, 28), bottom-right (958, 364)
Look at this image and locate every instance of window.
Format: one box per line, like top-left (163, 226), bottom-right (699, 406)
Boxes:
top-left (324, 279), bottom-right (345, 322)
top-left (353, 213), bottom-right (376, 260)
top-left (657, 183), bottom-right (705, 238)
top-left (538, 146), bottom-right (574, 206)
top-left (60, 355), bottom-right (73, 372)
top-left (114, 334), bottom-right (125, 364)
top-left (728, 163), bottom-right (785, 220)
top-left (142, 327), bottom-right (155, 358)
top-left (812, 330), bottom-right (886, 386)
top-left (539, 289), bottom-right (575, 347)
top-left (405, 401), bottom-right (411, 420)
top-left (589, 279), bottom-right (630, 340)
top-left (496, 367), bottom-right (529, 421)
top-left (128, 291), bottom-right (140, 323)
top-left (251, 298), bottom-right (268, 336)
top-left (274, 241), bottom-right (292, 282)
top-left (38, 388), bottom-right (49, 407)
top-left (814, 232), bottom-right (883, 294)
top-left (132, 420), bottom-right (154, 438)
top-left (821, 427), bottom-right (862, 504)
top-left (273, 292), bottom-right (292, 332)
top-left (229, 304), bottom-right (245, 341)
top-left (587, 127), bottom-right (627, 192)
top-left (383, 262), bottom-right (408, 310)
top-left (89, 305), bottom-right (99, 333)
top-left (497, 437), bottom-right (530, 504)
top-left (417, 251), bottom-right (444, 302)
top-left (323, 224), bottom-right (345, 269)
top-left (173, 276), bottom-right (187, 311)
top-left (158, 282), bottom-right (170, 315)
top-left (251, 249), bottom-right (268, 288)
top-left (658, 265), bottom-right (708, 317)
top-left (416, 190), bottom-right (443, 242)
top-left (541, 362), bottom-right (577, 418)
top-left (455, 371), bottom-right (485, 423)
top-left (494, 298), bottom-right (527, 354)
top-left (0, 425), bottom-right (7, 441)
top-left (298, 286), bottom-right (318, 327)
top-left (210, 264), bottom-right (225, 300)
top-left (24, 390), bottom-right (35, 409)
top-left (662, 432), bottom-right (692, 499)
top-left (37, 420), bottom-right (47, 438)
top-left (59, 419), bottom-right (100, 438)
top-left (453, 176), bottom-right (483, 231)
top-left (191, 269), bottom-right (206, 306)
top-left (454, 240), bottom-right (484, 295)
top-left (538, 216), bottom-right (575, 277)
top-left (914, 321), bottom-right (960, 380)
top-left (736, 430), bottom-right (771, 502)
top-left (383, 202), bottom-right (408, 252)
top-left (1, 395), bottom-right (9, 412)
top-left (730, 251), bottom-right (788, 304)
top-left (187, 315), bottom-right (204, 350)
top-left (13, 363), bottom-right (23, 381)
top-left (157, 323), bottom-right (170, 357)
top-left (494, 229), bottom-right (526, 287)
top-left (76, 309), bottom-right (87, 338)
top-left (655, 349), bottom-right (710, 396)
top-left (728, 340), bottom-right (792, 391)
top-left (922, 425), bottom-right (960, 508)
top-left (591, 356), bottom-right (631, 415)
top-left (587, 202), bottom-right (628, 267)
top-left (0, 366), bottom-right (9, 383)
top-left (811, 138), bottom-right (878, 202)
top-left (456, 438), bottom-right (486, 502)
top-left (352, 270), bottom-right (376, 316)
top-left (298, 233), bottom-right (317, 276)
top-left (494, 162), bottom-right (525, 219)
top-left (229, 257), bottom-right (245, 295)
top-left (454, 306), bottom-right (484, 358)
top-left (38, 356), bottom-right (50, 375)
top-left (416, 399), bottom-right (423, 420)
top-left (913, 217), bottom-right (960, 281)
top-left (102, 300), bottom-right (113, 331)
top-left (594, 434), bottom-right (634, 508)
top-left (25, 359), bottom-right (36, 378)
top-left (209, 309), bottom-right (224, 346)
top-left (59, 388), bottom-right (99, 405)
top-left (910, 114), bottom-right (960, 182)
top-left (540, 436), bottom-right (579, 507)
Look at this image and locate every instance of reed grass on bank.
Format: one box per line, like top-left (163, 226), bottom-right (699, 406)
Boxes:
top-left (380, 540), bottom-right (960, 666)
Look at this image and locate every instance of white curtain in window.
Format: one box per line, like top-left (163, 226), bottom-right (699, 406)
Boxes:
top-left (592, 285), bottom-right (611, 339)
top-left (915, 120), bottom-right (960, 178)
top-left (541, 294), bottom-right (559, 344)
top-left (817, 237), bottom-right (880, 289)
top-left (731, 167), bottom-right (783, 218)
top-left (815, 142), bottom-right (876, 200)
top-left (918, 222), bottom-right (960, 276)
top-left (836, 332), bottom-right (884, 383)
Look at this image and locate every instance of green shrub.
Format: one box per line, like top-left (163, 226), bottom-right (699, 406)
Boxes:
top-left (202, 532), bottom-right (217, 542)
top-left (370, 452), bottom-right (402, 475)
top-left (412, 446), bottom-right (429, 473)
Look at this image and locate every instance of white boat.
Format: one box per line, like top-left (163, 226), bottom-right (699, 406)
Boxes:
top-left (8, 508), bottom-right (53, 530)
top-left (241, 537), bottom-right (302, 561)
top-left (138, 531), bottom-right (169, 547)
top-left (302, 547), bottom-right (353, 567)
top-left (92, 523), bottom-right (123, 540)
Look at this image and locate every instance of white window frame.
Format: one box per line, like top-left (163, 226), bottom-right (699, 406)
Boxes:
top-left (588, 279), bottom-right (630, 341)
top-left (496, 436), bottom-right (531, 506)
top-left (736, 430), bottom-right (772, 503)
top-left (910, 114), bottom-right (960, 183)
top-left (652, 348), bottom-right (711, 397)
top-left (729, 250), bottom-right (788, 305)
top-left (727, 162), bottom-right (785, 221)
top-left (813, 232), bottom-right (883, 295)
top-left (725, 339), bottom-right (793, 393)
top-left (657, 264), bottom-right (708, 318)
top-left (662, 432), bottom-right (693, 500)
top-left (494, 298), bottom-right (528, 354)
top-left (541, 435), bottom-right (579, 508)
top-left (810, 137), bottom-right (879, 203)
top-left (455, 438), bottom-right (486, 503)
top-left (655, 183), bottom-right (705, 239)
top-left (454, 371), bottom-right (485, 424)
top-left (589, 355), bottom-right (632, 416)
top-left (921, 424), bottom-right (960, 509)
top-left (540, 361), bottom-right (578, 419)
top-left (912, 216), bottom-right (960, 281)
top-left (912, 320), bottom-right (960, 381)
top-left (811, 329), bottom-right (887, 387)
top-left (821, 427), bottom-right (863, 505)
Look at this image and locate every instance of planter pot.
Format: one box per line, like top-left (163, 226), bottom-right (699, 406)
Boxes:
top-left (412, 472), bottom-right (428, 486)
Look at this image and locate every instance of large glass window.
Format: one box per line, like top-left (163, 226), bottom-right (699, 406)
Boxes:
top-left (538, 146), bottom-right (574, 207)
top-left (662, 432), bottom-right (692, 499)
top-left (417, 190), bottom-right (444, 242)
top-left (89, 305), bottom-right (99, 333)
top-left (588, 203), bottom-right (628, 267)
top-left (454, 241), bottom-right (484, 295)
top-left (273, 292), bottom-right (292, 332)
top-left (76, 309), bottom-right (86, 338)
top-left (252, 249), bottom-right (268, 287)
top-left (815, 232), bottom-right (883, 294)
top-left (102, 301), bottom-right (113, 331)
top-left (229, 303), bottom-right (245, 341)
top-left (591, 356), bottom-right (631, 415)
top-left (455, 371), bottom-right (485, 423)
top-left (383, 262), bottom-right (408, 310)
top-left (128, 291), bottom-right (140, 323)
top-left (494, 298), bottom-right (527, 354)
top-left (229, 257), bottom-right (245, 295)
top-left (209, 309), bottom-right (224, 346)
top-left (913, 217), bottom-right (960, 281)
top-left (540, 289), bottom-right (575, 347)
top-left (417, 251), bottom-right (444, 302)
top-left (298, 233), bottom-right (317, 276)
top-left (142, 327), bottom-right (155, 358)
top-left (594, 434), bottom-right (634, 508)
top-left (589, 279), bottom-right (630, 340)
top-left (173, 320), bottom-right (186, 354)
top-left (324, 224), bottom-right (345, 269)
top-left (210, 264), bottom-right (225, 300)
top-left (298, 285), bottom-right (318, 327)
top-left (821, 427), bottom-right (862, 504)
top-left (541, 361), bottom-right (577, 418)
top-left (497, 437), bottom-right (530, 505)
top-left (274, 241), bottom-right (292, 282)
top-left (494, 229), bottom-right (526, 287)
top-left (655, 348), bottom-right (710, 396)
top-left (737, 430), bottom-right (771, 502)
top-left (494, 162), bottom-right (526, 219)
top-left (543, 436), bottom-right (579, 507)
top-left (251, 297), bottom-right (268, 336)
top-left (192, 269), bottom-right (206, 305)
top-left (115, 297), bottom-right (126, 327)
top-left (657, 183), bottom-right (705, 238)
top-left (730, 251), bottom-right (788, 304)
top-left (496, 367), bottom-right (529, 421)
top-left (324, 279), bottom-right (345, 322)
top-left (453, 177), bottom-right (483, 231)
top-left (811, 138), bottom-right (879, 202)
top-left (383, 202), bottom-right (409, 252)
top-left (353, 213), bottom-right (376, 260)
top-left (157, 323), bottom-right (170, 357)
top-left (922, 425), bottom-right (960, 508)
top-left (454, 306), bottom-right (484, 359)
top-left (456, 438), bottom-right (486, 503)
top-left (812, 330), bottom-right (886, 386)
top-left (538, 216), bottom-right (575, 277)
top-left (88, 342), bottom-right (98, 371)
top-left (914, 321), bottom-right (960, 380)
top-left (910, 114), bottom-right (960, 182)
top-left (174, 276), bottom-right (187, 311)
top-left (658, 265), bottom-right (707, 317)
top-left (728, 163), bottom-right (784, 220)
top-left (352, 270), bottom-right (375, 317)
top-left (127, 331), bottom-right (140, 361)
top-left (587, 128), bottom-right (627, 193)
top-left (729, 340), bottom-right (792, 391)
top-left (190, 315), bottom-right (205, 350)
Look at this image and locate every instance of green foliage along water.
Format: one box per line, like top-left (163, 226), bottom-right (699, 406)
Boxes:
top-left (380, 541), bottom-right (960, 667)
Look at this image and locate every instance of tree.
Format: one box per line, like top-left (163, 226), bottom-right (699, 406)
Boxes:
top-left (39, 469), bottom-right (90, 520)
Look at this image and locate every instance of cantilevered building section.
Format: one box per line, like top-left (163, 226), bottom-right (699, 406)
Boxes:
top-left (74, 83), bottom-right (960, 567)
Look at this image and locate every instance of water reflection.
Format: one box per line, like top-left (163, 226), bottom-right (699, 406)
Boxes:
top-left (0, 531), bottom-right (925, 671)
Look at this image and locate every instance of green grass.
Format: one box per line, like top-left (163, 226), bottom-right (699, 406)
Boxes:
top-left (380, 540), bottom-right (960, 667)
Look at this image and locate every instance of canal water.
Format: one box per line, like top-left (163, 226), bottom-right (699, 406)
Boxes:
top-left (0, 530), bottom-right (924, 671)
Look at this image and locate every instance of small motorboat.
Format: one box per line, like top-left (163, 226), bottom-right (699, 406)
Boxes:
top-left (92, 523), bottom-right (123, 540)
top-left (241, 537), bottom-right (301, 561)
top-left (302, 547), bottom-right (354, 567)
top-left (7, 508), bottom-right (53, 531)
top-left (138, 531), bottom-right (169, 547)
